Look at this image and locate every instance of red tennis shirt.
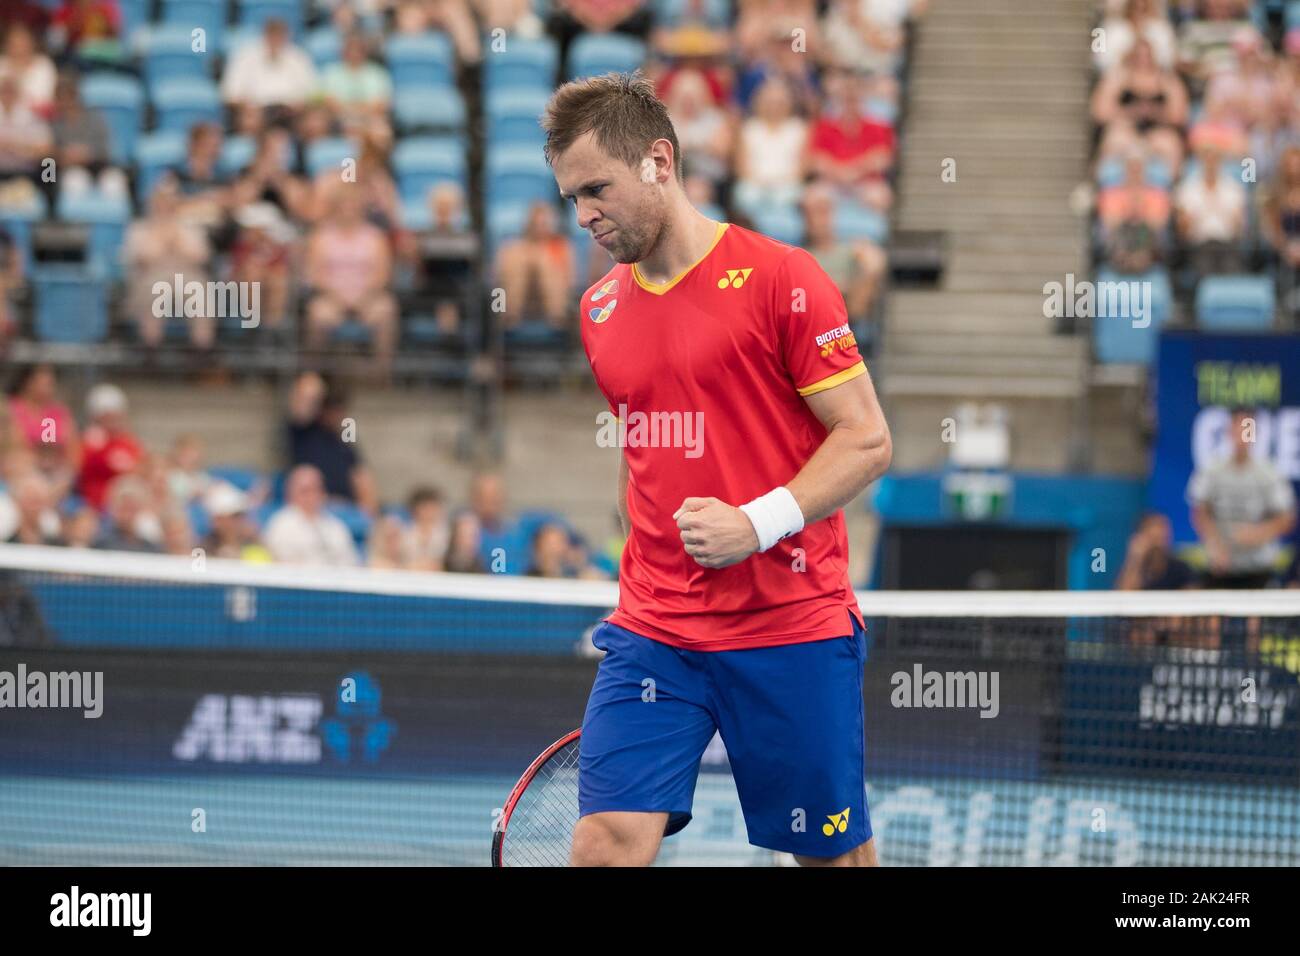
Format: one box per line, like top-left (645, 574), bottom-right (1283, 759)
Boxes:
top-left (580, 220), bottom-right (867, 651)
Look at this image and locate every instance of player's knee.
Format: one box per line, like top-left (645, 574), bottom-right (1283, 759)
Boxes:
top-left (569, 813), bottom-right (660, 867)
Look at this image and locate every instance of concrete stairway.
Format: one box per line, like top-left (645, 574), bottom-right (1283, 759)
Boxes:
top-left (880, 0), bottom-right (1144, 473)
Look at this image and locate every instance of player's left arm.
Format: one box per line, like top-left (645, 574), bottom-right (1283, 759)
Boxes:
top-left (675, 372), bottom-right (890, 569)
top-left (786, 366), bottom-right (892, 523)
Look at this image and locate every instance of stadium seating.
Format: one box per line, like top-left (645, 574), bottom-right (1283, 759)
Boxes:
top-left (393, 137), bottom-right (468, 203)
top-left (81, 73), bottom-right (145, 167)
top-left (483, 36), bottom-right (559, 92)
top-left (134, 130), bottom-right (188, 200)
top-left (31, 264), bottom-right (110, 344)
top-left (566, 33), bottom-right (646, 79)
top-left (151, 76), bottom-right (223, 133)
top-left (304, 25), bottom-right (343, 66)
top-left (56, 192), bottom-right (133, 279)
top-left (160, 0), bottom-right (229, 53)
top-left (305, 136), bottom-right (358, 178)
top-left (137, 24), bottom-right (213, 85)
top-left (1195, 275), bottom-right (1277, 331)
top-left (1093, 267), bottom-right (1172, 364)
top-left (384, 32), bottom-right (455, 90)
top-left (0, 190), bottom-right (49, 273)
top-left (393, 86), bottom-right (466, 134)
top-left (235, 0), bottom-right (305, 37)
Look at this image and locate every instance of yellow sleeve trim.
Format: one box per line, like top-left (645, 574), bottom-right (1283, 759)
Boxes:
top-left (797, 361), bottom-right (867, 397)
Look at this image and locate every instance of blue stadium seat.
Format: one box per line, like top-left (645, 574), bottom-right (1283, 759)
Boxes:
top-left (135, 130), bottom-right (188, 200)
top-left (1195, 275), bottom-right (1276, 330)
top-left (304, 25), bottom-right (343, 66)
top-left (152, 76), bottom-right (223, 133)
top-left (654, 0), bottom-right (730, 27)
top-left (485, 86), bottom-right (550, 147)
top-left (485, 147), bottom-right (555, 206)
top-left (223, 24), bottom-right (263, 56)
top-left (566, 33), bottom-right (646, 79)
top-left (1093, 266), bottom-right (1171, 364)
top-left (393, 86), bottom-right (466, 133)
top-left (137, 24), bottom-right (213, 85)
top-left (384, 32), bottom-right (454, 89)
top-left (836, 202), bottom-right (888, 244)
top-left (218, 135), bottom-right (257, 175)
top-left (487, 201), bottom-right (532, 252)
top-left (56, 193), bottom-right (133, 279)
top-left (31, 265), bottom-right (110, 344)
top-left (235, 0), bottom-right (305, 37)
top-left (0, 189), bottom-right (49, 273)
top-left (331, 319), bottom-right (374, 347)
top-left (483, 36), bottom-right (558, 91)
top-left (749, 203), bottom-right (804, 246)
top-left (80, 73), bottom-right (144, 167)
top-left (305, 136), bottom-right (357, 177)
top-left (160, 0), bottom-right (229, 53)
top-left (393, 137), bottom-right (467, 203)
top-left (1097, 155), bottom-right (1174, 190)
top-left (118, 0), bottom-right (151, 44)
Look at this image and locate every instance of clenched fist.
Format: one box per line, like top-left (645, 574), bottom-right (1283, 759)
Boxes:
top-left (673, 497), bottom-right (759, 569)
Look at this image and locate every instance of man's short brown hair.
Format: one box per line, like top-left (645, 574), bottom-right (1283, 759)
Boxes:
top-left (542, 71), bottom-right (684, 184)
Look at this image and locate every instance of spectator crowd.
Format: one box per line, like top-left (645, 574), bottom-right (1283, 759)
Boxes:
top-left (0, 0), bottom-right (924, 368)
top-left (0, 363), bottom-right (616, 577)
top-left (1091, 0), bottom-right (1300, 322)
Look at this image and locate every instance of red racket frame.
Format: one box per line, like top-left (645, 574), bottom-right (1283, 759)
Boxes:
top-left (491, 728), bottom-right (582, 867)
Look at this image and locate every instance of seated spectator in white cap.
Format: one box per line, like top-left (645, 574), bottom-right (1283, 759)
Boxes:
top-left (201, 482), bottom-right (271, 562)
top-left (77, 383), bottom-right (143, 512)
top-left (264, 464), bottom-right (360, 566)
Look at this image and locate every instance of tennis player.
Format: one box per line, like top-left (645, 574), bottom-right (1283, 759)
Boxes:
top-left (544, 73), bottom-right (892, 867)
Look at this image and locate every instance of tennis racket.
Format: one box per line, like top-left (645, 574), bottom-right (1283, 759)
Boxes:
top-left (491, 728), bottom-right (582, 867)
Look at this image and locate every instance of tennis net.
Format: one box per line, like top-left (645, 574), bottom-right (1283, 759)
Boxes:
top-left (0, 543), bottom-right (1297, 866)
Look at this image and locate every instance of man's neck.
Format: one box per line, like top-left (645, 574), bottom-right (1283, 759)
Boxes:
top-left (635, 203), bottom-right (717, 286)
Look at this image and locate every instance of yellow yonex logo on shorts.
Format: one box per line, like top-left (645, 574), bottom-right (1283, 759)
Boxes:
top-left (716, 268), bottom-right (753, 289)
top-left (822, 807), bottom-right (850, 836)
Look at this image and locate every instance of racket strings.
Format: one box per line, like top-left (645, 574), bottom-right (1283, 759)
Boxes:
top-left (501, 739), bottom-right (581, 866)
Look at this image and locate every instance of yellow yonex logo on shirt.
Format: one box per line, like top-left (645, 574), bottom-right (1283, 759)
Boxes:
top-left (716, 268), bottom-right (753, 289)
top-left (822, 807), bottom-right (850, 836)
top-left (589, 298), bottom-right (618, 323)
top-left (591, 278), bottom-right (618, 301)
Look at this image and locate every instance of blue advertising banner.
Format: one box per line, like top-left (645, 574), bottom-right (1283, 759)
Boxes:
top-left (1152, 331), bottom-right (1300, 547)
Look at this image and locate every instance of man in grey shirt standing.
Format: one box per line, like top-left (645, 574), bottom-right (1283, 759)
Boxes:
top-left (1187, 407), bottom-right (1297, 588)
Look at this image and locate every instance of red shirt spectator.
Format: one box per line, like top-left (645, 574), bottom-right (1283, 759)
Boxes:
top-left (809, 112), bottom-right (895, 178)
top-left (52, 0), bottom-right (122, 48)
top-left (76, 384), bottom-right (142, 510)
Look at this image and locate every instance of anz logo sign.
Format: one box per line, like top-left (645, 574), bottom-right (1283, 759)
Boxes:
top-left (172, 671), bottom-right (396, 766)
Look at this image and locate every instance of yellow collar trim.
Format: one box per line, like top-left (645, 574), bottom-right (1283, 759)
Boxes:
top-left (631, 220), bottom-right (729, 295)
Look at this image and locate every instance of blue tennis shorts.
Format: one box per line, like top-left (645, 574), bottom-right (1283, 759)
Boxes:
top-left (577, 611), bottom-right (871, 858)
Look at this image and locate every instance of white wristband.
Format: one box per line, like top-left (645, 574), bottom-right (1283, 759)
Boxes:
top-left (739, 486), bottom-right (805, 552)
